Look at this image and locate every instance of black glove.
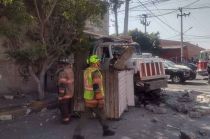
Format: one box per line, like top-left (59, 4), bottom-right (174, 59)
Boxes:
top-left (58, 83), bottom-right (67, 97)
top-left (93, 83), bottom-right (100, 93)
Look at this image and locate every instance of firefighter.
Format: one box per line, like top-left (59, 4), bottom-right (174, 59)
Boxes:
top-left (72, 55), bottom-right (115, 139)
top-left (57, 60), bottom-right (74, 124)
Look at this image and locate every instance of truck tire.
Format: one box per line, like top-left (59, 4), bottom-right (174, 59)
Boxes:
top-left (172, 75), bottom-right (182, 84)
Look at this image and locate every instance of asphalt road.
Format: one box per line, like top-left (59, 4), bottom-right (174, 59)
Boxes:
top-left (167, 75), bottom-right (210, 94)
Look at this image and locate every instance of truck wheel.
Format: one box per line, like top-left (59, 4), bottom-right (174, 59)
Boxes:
top-left (172, 75), bottom-right (182, 84)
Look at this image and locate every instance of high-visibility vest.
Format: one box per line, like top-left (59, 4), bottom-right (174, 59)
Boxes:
top-left (84, 67), bottom-right (104, 100)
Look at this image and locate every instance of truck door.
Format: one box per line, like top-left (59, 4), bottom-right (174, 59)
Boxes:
top-left (95, 45), bottom-right (112, 70)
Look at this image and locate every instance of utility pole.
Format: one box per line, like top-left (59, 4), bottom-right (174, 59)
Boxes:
top-left (124, 0), bottom-right (130, 35)
top-left (177, 7), bottom-right (190, 63)
top-left (114, 8), bottom-right (119, 36)
top-left (140, 14), bottom-right (150, 34)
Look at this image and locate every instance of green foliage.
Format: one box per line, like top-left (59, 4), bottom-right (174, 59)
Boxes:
top-left (129, 29), bottom-right (161, 54)
top-left (0, 0), bottom-right (13, 5)
top-left (0, 0), bottom-right (33, 38)
top-left (0, 0), bottom-right (108, 99)
top-left (1, 0), bottom-right (107, 69)
top-left (7, 44), bottom-right (47, 65)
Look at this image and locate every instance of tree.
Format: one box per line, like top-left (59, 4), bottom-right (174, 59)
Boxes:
top-left (129, 29), bottom-right (161, 55)
top-left (110, 0), bottom-right (123, 36)
top-left (0, 0), bottom-right (107, 100)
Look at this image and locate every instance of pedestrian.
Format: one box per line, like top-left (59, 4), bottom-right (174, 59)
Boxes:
top-left (57, 59), bottom-right (74, 124)
top-left (72, 55), bottom-right (115, 139)
top-left (207, 63), bottom-right (210, 84)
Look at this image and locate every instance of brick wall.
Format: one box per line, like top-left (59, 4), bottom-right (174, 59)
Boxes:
top-left (185, 45), bottom-right (204, 59)
top-left (160, 49), bottom-right (181, 60)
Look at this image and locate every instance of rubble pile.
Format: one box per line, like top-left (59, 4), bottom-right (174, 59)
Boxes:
top-left (165, 90), bottom-right (210, 118)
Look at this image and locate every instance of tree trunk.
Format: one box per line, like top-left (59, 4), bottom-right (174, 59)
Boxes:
top-left (37, 78), bottom-right (45, 100)
top-left (29, 66), bottom-right (45, 100)
top-left (38, 72), bottom-right (45, 100)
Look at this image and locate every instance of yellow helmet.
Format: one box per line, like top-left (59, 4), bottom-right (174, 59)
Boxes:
top-left (87, 55), bottom-right (100, 64)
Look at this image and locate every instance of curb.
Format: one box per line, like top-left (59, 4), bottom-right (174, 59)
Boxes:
top-left (0, 98), bottom-right (58, 121)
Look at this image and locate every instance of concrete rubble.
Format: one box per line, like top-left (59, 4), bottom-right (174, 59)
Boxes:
top-left (145, 104), bottom-right (167, 114)
top-left (180, 130), bottom-right (196, 139)
top-left (0, 115), bottom-right (13, 121)
top-left (165, 89), bottom-right (210, 118)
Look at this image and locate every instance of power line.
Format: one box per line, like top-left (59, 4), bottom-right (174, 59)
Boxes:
top-left (161, 34), bottom-right (180, 39)
top-left (183, 6), bottom-right (210, 10)
top-left (129, 8), bottom-right (177, 11)
top-left (133, 10), bottom-right (177, 19)
top-left (184, 34), bottom-right (210, 37)
top-left (136, 0), bottom-right (179, 33)
top-left (183, 0), bottom-right (201, 8)
top-left (184, 37), bottom-right (210, 40)
top-left (152, 0), bottom-right (177, 36)
top-left (148, 10), bottom-right (177, 17)
top-left (118, 0), bottom-right (172, 13)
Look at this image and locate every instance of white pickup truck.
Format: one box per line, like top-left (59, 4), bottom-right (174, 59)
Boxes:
top-left (92, 37), bottom-right (167, 95)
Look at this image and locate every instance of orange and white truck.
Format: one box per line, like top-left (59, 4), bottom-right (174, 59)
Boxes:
top-left (92, 36), bottom-right (167, 94)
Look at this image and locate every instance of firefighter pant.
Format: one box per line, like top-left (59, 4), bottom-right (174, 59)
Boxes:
top-left (58, 98), bottom-right (72, 120)
top-left (73, 107), bottom-right (108, 136)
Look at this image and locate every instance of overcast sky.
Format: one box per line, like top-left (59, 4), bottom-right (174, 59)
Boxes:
top-left (109, 0), bottom-right (210, 49)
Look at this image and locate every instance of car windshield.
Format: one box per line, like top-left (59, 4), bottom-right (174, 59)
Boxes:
top-left (164, 60), bottom-right (176, 68)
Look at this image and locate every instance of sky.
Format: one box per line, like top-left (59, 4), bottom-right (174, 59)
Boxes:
top-left (109, 0), bottom-right (210, 49)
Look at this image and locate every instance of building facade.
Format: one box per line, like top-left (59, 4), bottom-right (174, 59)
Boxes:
top-left (159, 39), bottom-right (205, 63)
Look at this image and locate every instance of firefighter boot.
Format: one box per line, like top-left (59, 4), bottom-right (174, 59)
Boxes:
top-left (103, 126), bottom-right (115, 137)
top-left (72, 135), bottom-right (84, 139)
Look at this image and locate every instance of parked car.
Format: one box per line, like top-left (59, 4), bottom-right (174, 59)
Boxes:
top-left (163, 60), bottom-right (191, 83)
top-left (166, 60), bottom-right (196, 80)
top-left (186, 63), bottom-right (197, 71)
top-left (183, 63), bottom-right (197, 80)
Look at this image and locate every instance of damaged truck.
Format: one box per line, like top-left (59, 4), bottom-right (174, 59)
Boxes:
top-left (92, 36), bottom-right (168, 106)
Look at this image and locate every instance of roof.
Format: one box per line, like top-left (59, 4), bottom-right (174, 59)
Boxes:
top-left (159, 39), bottom-right (205, 50)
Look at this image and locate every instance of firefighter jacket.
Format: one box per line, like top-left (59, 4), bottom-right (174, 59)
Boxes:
top-left (57, 66), bottom-right (74, 100)
top-left (83, 67), bottom-right (104, 101)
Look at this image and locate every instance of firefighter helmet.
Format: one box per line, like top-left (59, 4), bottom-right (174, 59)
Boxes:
top-left (87, 55), bottom-right (100, 64)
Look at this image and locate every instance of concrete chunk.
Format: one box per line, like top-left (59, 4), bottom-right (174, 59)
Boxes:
top-left (3, 95), bottom-right (14, 100)
top-left (180, 130), bottom-right (196, 139)
top-left (0, 115), bottom-right (13, 121)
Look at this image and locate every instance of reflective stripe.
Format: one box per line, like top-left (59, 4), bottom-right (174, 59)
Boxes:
top-left (84, 87), bottom-right (93, 91)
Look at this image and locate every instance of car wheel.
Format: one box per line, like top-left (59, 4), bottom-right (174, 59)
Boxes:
top-left (172, 75), bottom-right (182, 83)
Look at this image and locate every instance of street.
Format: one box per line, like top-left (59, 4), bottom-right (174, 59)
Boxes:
top-left (167, 75), bottom-right (210, 94)
top-left (0, 77), bottom-right (210, 139)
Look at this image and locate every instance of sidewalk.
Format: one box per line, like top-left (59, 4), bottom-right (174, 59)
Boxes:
top-left (0, 92), bottom-right (58, 121)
